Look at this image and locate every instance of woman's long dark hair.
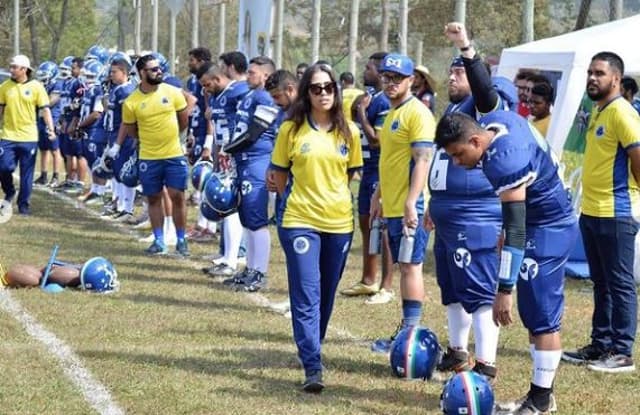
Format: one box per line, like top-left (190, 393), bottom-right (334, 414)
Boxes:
top-left (287, 63), bottom-right (352, 146)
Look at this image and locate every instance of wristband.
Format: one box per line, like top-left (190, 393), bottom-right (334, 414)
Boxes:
top-left (204, 134), bottom-right (214, 151)
top-left (498, 245), bottom-right (524, 290)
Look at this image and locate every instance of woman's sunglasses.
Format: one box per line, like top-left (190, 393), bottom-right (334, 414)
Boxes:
top-left (309, 82), bottom-right (336, 96)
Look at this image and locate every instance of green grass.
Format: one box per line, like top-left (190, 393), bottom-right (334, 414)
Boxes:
top-left (0, 186), bottom-right (639, 415)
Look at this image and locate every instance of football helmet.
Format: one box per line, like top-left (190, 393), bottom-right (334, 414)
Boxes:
top-left (200, 199), bottom-right (222, 222)
top-left (389, 326), bottom-right (441, 380)
top-left (151, 52), bottom-right (169, 74)
top-left (202, 170), bottom-right (239, 218)
top-left (80, 257), bottom-right (119, 293)
top-left (81, 60), bottom-right (104, 86)
top-left (191, 160), bottom-right (214, 192)
top-left (441, 371), bottom-right (495, 415)
top-left (92, 155), bottom-right (114, 180)
top-left (118, 151), bottom-right (139, 187)
top-left (36, 61), bottom-right (59, 86)
top-left (85, 44), bottom-right (110, 65)
top-left (59, 56), bottom-right (74, 80)
top-left (108, 51), bottom-right (132, 70)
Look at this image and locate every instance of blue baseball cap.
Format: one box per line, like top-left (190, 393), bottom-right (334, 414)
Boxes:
top-left (450, 56), bottom-right (464, 68)
top-left (379, 54), bottom-right (414, 77)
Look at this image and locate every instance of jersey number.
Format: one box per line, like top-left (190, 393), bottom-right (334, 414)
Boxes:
top-left (429, 148), bottom-right (449, 191)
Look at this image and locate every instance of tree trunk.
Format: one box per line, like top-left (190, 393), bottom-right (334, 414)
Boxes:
top-left (609, 0), bottom-right (622, 21)
top-left (398, 0), bottom-right (407, 54)
top-left (311, 0), bottom-right (321, 63)
top-left (380, 0), bottom-right (389, 51)
top-left (348, 0), bottom-right (359, 75)
top-left (454, 0), bottom-right (466, 24)
top-left (25, 0), bottom-right (40, 62)
top-left (522, 0), bottom-right (534, 43)
top-left (575, 0), bottom-right (592, 30)
top-left (117, 0), bottom-right (127, 51)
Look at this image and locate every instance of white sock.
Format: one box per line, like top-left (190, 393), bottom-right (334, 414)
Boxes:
top-left (246, 226), bottom-right (255, 270)
top-left (111, 179), bottom-right (119, 201)
top-left (532, 349), bottom-right (561, 388)
top-left (164, 216), bottom-right (176, 238)
top-left (207, 220), bottom-right (217, 233)
top-left (196, 211), bottom-right (208, 229)
top-left (122, 186), bottom-right (136, 213)
top-left (249, 227), bottom-right (270, 274)
top-left (116, 183), bottom-right (126, 212)
top-left (446, 303), bottom-right (472, 351)
top-left (223, 213), bottom-right (242, 268)
top-left (472, 305), bottom-right (499, 365)
top-left (530, 344), bottom-right (536, 361)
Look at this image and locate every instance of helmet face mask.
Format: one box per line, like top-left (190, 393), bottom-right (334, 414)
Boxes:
top-left (36, 61), bottom-right (59, 85)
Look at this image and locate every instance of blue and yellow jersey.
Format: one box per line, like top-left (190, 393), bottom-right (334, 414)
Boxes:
top-left (122, 83), bottom-right (187, 160)
top-left (0, 79), bottom-right (50, 142)
top-left (582, 97), bottom-right (640, 218)
top-left (379, 96), bottom-right (435, 217)
top-left (270, 118), bottom-right (362, 233)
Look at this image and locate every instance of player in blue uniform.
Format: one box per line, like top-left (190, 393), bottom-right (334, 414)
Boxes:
top-left (340, 52), bottom-right (395, 305)
top-left (428, 22), bottom-right (518, 382)
top-left (435, 110), bottom-right (577, 415)
top-left (34, 61), bottom-right (64, 187)
top-left (102, 57), bottom-right (137, 219)
top-left (58, 57), bottom-right (85, 191)
top-left (222, 56), bottom-right (278, 292)
top-left (186, 47), bottom-right (212, 164)
top-left (74, 60), bottom-right (106, 205)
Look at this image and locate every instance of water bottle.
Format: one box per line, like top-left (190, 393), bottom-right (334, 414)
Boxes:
top-left (369, 218), bottom-right (382, 255)
top-left (398, 227), bottom-right (416, 263)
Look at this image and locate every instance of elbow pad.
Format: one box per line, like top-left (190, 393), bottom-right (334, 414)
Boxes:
top-left (224, 105), bottom-right (279, 154)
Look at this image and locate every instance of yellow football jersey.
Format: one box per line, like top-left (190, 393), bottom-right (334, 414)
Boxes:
top-left (379, 96), bottom-right (435, 217)
top-left (582, 97), bottom-right (640, 218)
top-left (122, 83), bottom-right (187, 160)
top-left (271, 119), bottom-right (363, 233)
top-left (0, 79), bottom-right (49, 142)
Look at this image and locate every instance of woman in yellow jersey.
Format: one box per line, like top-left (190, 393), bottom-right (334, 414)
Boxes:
top-left (270, 63), bottom-right (362, 393)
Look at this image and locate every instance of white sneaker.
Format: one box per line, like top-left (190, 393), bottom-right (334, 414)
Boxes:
top-left (138, 233), bottom-right (155, 243)
top-left (0, 200), bottom-right (13, 224)
top-left (365, 288), bottom-right (395, 305)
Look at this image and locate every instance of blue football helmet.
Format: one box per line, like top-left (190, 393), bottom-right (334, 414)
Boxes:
top-left (85, 44), bottom-right (110, 65)
top-left (441, 371), bottom-right (495, 415)
top-left (59, 56), bottom-right (75, 79)
top-left (202, 170), bottom-right (239, 218)
top-left (92, 155), bottom-right (114, 180)
top-left (389, 326), bottom-right (441, 380)
top-left (80, 257), bottom-right (119, 293)
top-left (108, 51), bottom-right (132, 70)
top-left (191, 160), bottom-right (214, 192)
top-left (200, 199), bottom-right (222, 222)
top-left (151, 52), bottom-right (169, 74)
top-left (118, 151), bottom-right (139, 187)
top-left (36, 61), bottom-right (59, 86)
top-left (81, 60), bottom-right (104, 86)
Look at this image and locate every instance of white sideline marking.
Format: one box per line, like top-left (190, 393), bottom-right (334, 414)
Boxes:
top-left (0, 289), bottom-right (125, 415)
top-left (38, 186), bottom-right (370, 346)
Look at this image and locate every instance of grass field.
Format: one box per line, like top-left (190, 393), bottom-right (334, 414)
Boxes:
top-left (1, 184), bottom-right (639, 415)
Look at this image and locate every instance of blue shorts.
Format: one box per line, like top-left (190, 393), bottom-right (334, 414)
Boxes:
top-left (357, 173), bottom-right (378, 216)
top-left (517, 222), bottom-right (578, 335)
top-left (83, 141), bottom-right (106, 168)
top-left (138, 156), bottom-right (189, 196)
top-left (434, 223), bottom-right (500, 313)
top-left (60, 133), bottom-right (83, 157)
top-left (37, 129), bottom-right (60, 151)
top-left (236, 156), bottom-right (270, 230)
top-left (385, 216), bottom-right (429, 264)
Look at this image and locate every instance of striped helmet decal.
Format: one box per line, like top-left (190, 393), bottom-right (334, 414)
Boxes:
top-left (460, 371), bottom-right (480, 414)
top-left (402, 326), bottom-right (417, 378)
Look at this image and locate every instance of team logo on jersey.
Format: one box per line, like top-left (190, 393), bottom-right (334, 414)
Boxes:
top-left (300, 143), bottom-right (311, 154)
top-left (243, 98), bottom-right (252, 109)
top-left (596, 125), bottom-right (605, 137)
top-left (88, 142), bottom-right (96, 153)
top-left (24, 89), bottom-right (31, 96)
top-left (161, 97), bottom-right (169, 104)
top-left (241, 180), bottom-right (252, 195)
top-left (338, 143), bottom-right (348, 156)
top-left (293, 236), bottom-right (310, 255)
top-left (525, 239), bottom-right (536, 250)
top-left (391, 119), bottom-right (400, 132)
top-left (457, 232), bottom-right (466, 241)
top-left (138, 161), bottom-right (148, 172)
top-left (519, 258), bottom-right (539, 281)
top-left (453, 248), bottom-right (471, 269)
top-left (140, 103), bottom-right (146, 110)
top-left (219, 96), bottom-right (227, 107)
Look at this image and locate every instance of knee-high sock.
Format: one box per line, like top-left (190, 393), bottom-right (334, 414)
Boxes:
top-left (472, 305), bottom-right (499, 365)
top-left (532, 349), bottom-right (561, 388)
top-left (223, 212), bottom-right (242, 268)
top-left (447, 303), bottom-right (472, 351)
top-left (248, 227), bottom-right (270, 274)
top-left (122, 186), bottom-right (136, 214)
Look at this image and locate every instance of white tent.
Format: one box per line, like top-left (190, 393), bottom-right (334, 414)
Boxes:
top-left (497, 14), bottom-right (640, 155)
